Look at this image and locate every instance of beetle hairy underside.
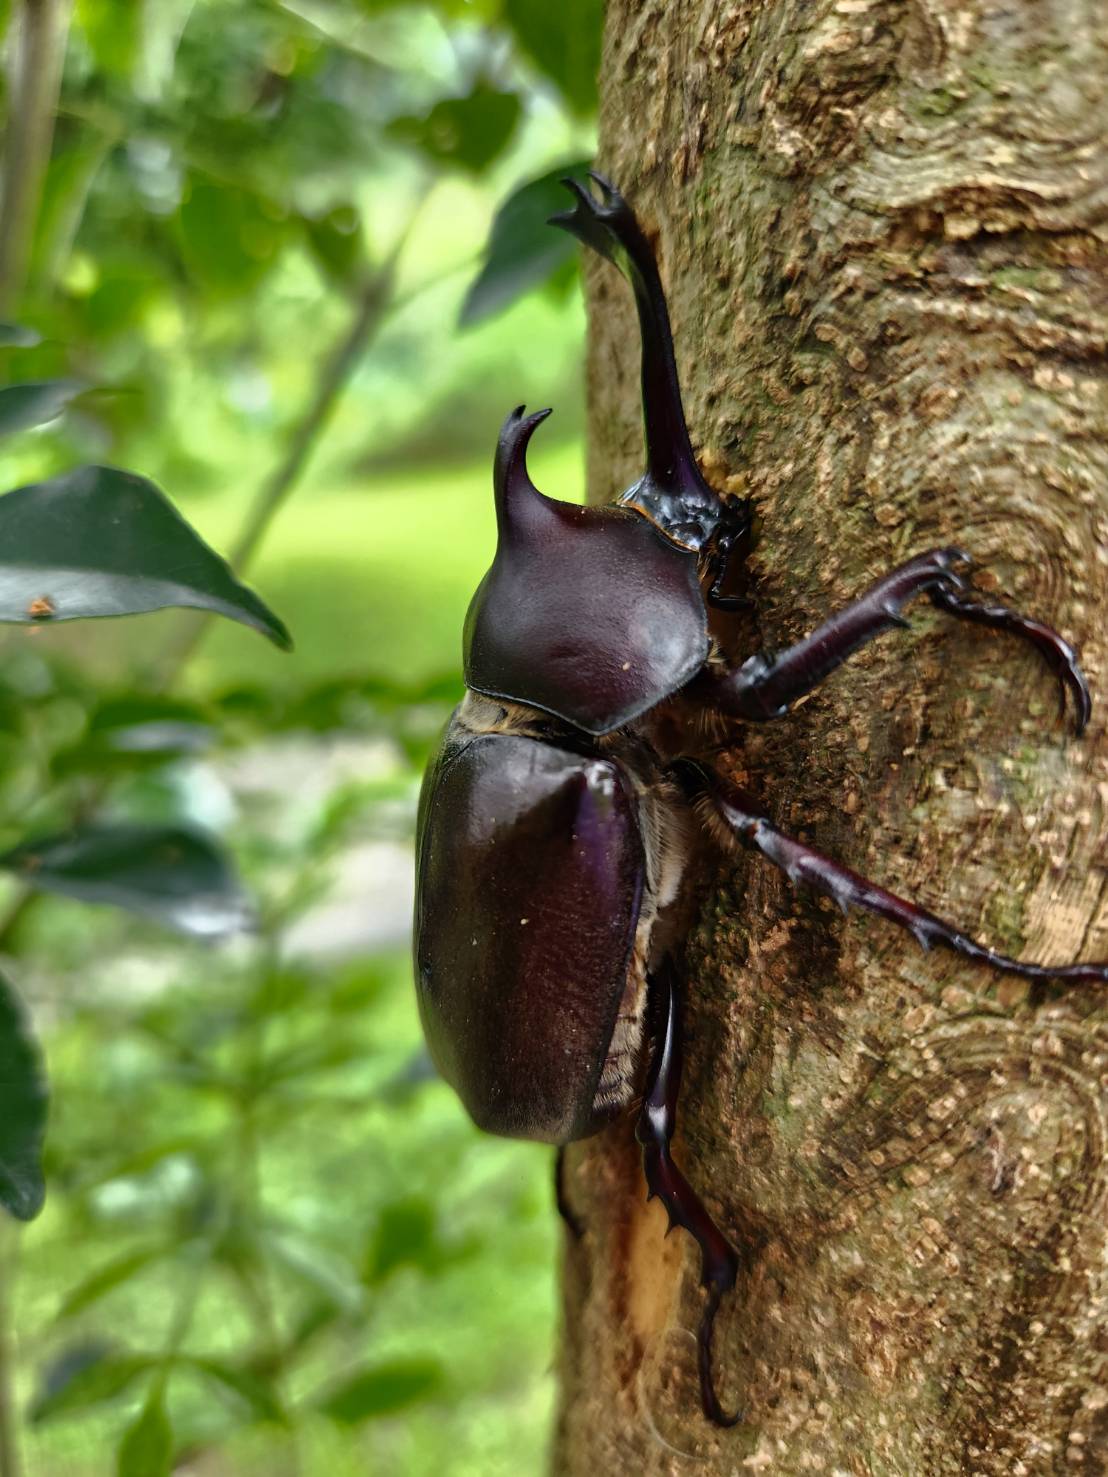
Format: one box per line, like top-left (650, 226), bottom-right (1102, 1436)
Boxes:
top-left (412, 174), bottom-right (1106, 1427)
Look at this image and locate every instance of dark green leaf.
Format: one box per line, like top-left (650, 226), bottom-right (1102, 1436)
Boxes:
top-left (0, 824), bottom-right (255, 939)
top-left (56, 1247), bottom-right (167, 1321)
top-left (0, 972), bottom-right (47, 1221)
top-left (363, 1196), bottom-right (438, 1283)
top-left (117, 1386), bottom-right (172, 1477)
top-left (0, 381), bottom-right (84, 438)
top-left (316, 1358), bottom-right (444, 1424)
top-left (460, 161), bottom-right (591, 326)
top-left (0, 465), bottom-right (291, 647)
top-left (178, 178), bottom-right (289, 297)
top-left (502, 0), bottom-right (602, 115)
top-left (303, 205), bottom-right (367, 290)
top-left (188, 1358), bottom-right (287, 1425)
top-left (32, 1343), bottom-right (151, 1423)
top-left (54, 695), bottom-right (215, 778)
top-left (0, 323), bottom-right (40, 348)
top-left (389, 85), bottom-right (522, 175)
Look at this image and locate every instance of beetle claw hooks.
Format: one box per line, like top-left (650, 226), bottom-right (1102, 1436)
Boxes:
top-left (698, 1282), bottom-right (743, 1428)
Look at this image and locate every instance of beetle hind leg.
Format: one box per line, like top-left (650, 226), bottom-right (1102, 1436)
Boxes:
top-left (696, 767), bottom-right (1108, 985)
top-left (636, 960), bottom-right (743, 1427)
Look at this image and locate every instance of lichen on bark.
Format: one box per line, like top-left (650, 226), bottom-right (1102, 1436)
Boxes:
top-left (555, 2), bottom-right (1108, 1472)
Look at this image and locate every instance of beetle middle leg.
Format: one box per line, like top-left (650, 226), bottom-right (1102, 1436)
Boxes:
top-left (636, 958), bottom-right (742, 1427)
top-left (689, 547), bottom-right (1090, 733)
top-left (695, 767), bottom-right (1108, 986)
top-left (705, 499), bottom-right (755, 612)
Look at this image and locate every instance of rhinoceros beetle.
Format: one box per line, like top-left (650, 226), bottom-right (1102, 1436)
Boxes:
top-left (413, 173), bottom-right (1107, 1426)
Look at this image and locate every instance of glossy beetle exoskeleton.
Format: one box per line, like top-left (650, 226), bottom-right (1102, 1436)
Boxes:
top-left (413, 175), bottom-right (1108, 1425)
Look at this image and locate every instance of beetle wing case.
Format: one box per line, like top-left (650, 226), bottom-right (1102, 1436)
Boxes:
top-left (414, 719), bottom-right (645, 1144)
top-left (463, 407), bottom-right (708, 736)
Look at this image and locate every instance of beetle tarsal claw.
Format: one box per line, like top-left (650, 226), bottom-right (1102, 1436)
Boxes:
top-left (698, 1283), bottom-right (744, 1428)
top-left (587, 168), bottom-right (619, 203)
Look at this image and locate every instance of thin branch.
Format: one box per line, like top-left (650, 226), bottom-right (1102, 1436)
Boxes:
top-left (0, 0), bottom-right (73, 315)
top-left (153, 195), bottom-right (431, 688)
top-left (0, 1221), bottom-right (22, 1477)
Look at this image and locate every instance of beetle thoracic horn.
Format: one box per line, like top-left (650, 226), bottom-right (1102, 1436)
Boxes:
top-left (492, 405), bottom-right (554, 526)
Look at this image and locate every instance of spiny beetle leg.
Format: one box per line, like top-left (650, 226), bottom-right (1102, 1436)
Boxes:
top-left (691, 547), bottom-right (1091, 734)
top-left (928, 583), bottom-right (1091, 735)
top-left (691, 547), bottom-right (969, 720)
top-left (555, 1146), bottom-right (584, 1241)
top-left (636, 959), bottom-right (742, 1427)
top-left (698, 768), bottom-right (1108, 985)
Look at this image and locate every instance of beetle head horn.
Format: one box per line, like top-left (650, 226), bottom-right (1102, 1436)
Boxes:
top-left (493, 404), bottom-right (553, 525)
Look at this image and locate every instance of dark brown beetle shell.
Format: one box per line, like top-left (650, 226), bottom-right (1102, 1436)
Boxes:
top-left (414, 718), bottom-right (644, 1143)
top-left (463, 407), bottom-right (708, 736)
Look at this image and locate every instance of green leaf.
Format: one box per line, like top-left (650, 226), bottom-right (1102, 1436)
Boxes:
top-left (303, 204), bottom-right (367, 291)
top-left (0, 465), bottom-right (291, 647)
top-left (460, 161), bottom-right (591, 326)
top-left (56, 1247), bottom-right (167, 1321)
top-left (502, 0), bottom-right (602, 115)
top-left (178, 177), bottom-right (289, 297)
top-left (363, 1196), bottom-right (439, 1283)
top-left (75, 0), bottom-right (142, 76)
top-left (54, 695), bottom-right (215, 778)
top-left (0, 323), bottom-right (40, 348)
top-left (316, 1358), bottom-right (444, 1424)
top-left (389, 84), bottom-right (522, 175)
top-left (188, 1358), bottom-right (287, 1425)
top-left (0, 381), bottom-right (84, 438)
top-left (0, 972), bottom-right (47, 1221)
top-left (0, 824), bottom-right (255, 939)
top-left (31, 1344), bottom-right (151, 1423)
top-left (117, 1386), bottom-right (172, 1477)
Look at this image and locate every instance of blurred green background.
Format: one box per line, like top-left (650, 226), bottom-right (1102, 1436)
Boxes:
top-left (0, 0), bottom-right (601, 1471)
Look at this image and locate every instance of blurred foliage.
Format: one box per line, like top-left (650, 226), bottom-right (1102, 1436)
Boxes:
top-left (0, 0), bottom-right (600, 1470)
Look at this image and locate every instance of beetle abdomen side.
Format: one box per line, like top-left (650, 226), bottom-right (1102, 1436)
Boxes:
top-left (414, 720), bottom-right (645, 1144)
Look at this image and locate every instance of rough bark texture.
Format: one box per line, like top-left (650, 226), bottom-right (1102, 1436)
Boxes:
top-left (555, 3), bottom-right (1108, 1472)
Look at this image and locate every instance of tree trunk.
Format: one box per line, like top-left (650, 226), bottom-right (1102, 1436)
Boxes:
top-left (555, 4), bottom-right (1108, 1472)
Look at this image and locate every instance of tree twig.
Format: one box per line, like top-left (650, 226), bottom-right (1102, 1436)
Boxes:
top-left (0, 1221), bottom-right (22, 1477)
top-left (153, 194), bottom-right (430, 688)
top-left (0, 0), bottom-right (74, 315)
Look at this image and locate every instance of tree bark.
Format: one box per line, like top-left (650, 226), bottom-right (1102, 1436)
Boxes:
top-left (555, 3), bottom-right (1108, 1472)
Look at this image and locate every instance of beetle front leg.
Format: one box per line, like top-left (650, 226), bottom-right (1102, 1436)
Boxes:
top-left (688, 548), bottom-right (1090, 735)
top-left (696, 767), bottom-right (1108, 985)
top-left (636, 959), bottom-right (742, 1427)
